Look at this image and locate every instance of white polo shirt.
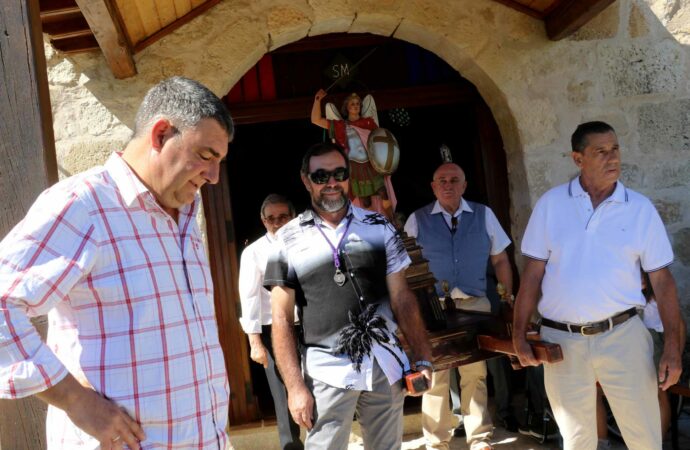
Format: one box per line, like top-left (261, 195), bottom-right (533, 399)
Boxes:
top-left (521, 178), bottom-right (673, 324)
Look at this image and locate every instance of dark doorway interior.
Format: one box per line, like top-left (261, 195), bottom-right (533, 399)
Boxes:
top-left (227, 102), bottom-right (494, 247)
top-left (220, 33), bottom-right (511, 421)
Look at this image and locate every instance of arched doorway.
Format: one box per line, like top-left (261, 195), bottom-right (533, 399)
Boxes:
top-left (204, 33), bottom-right (512, 425)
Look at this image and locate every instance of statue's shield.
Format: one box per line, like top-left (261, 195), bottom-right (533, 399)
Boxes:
top-left (366, 128), bottom-right (400, 175)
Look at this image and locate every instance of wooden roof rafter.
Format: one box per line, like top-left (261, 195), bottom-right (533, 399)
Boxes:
top-left (74, 0), bottom-right (136, 78)
top-left (545, 0), bottom-right (617, 40)
top-left (492, 0), bottom-right (618, 40)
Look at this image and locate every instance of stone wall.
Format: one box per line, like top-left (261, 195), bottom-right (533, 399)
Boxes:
top-left (45, 0), bottom-right (690, 309)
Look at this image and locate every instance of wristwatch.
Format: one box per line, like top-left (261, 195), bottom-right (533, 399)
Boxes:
top-left (414, 360), bottom-right (434, 371)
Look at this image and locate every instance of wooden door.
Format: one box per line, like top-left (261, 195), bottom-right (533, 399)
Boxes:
top-left (0, 1), bottom-right (58, 448)
top-left (202, 164), bottom-right (258, 424)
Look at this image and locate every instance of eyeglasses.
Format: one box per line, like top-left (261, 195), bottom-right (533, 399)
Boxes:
top-left (308, 167), bottom-right (349, 184)
top-left (263, 214), bottom-right (291, 225)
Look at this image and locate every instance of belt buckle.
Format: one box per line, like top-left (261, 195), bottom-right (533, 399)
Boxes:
top-left (580, 324), bottom-right (597, 336)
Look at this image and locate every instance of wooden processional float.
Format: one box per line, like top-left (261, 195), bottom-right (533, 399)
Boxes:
top-left (400, 232), bottom-right (563, 371)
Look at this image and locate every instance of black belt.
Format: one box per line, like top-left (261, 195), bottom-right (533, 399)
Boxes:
top-left (541, 307), bottom-right (637, 336)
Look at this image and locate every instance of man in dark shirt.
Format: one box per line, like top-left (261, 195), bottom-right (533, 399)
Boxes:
top-left (265, 142), bottom-right (432, 449)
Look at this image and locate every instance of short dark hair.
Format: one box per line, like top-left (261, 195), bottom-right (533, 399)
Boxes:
top-left (300, 142), bottom-right (349, 175)
top-left (133, 77), bottom-right (234, 138)
top-left (260, 193), bottom-right (295, 218)
top-left (571, 121), bottom-right (615, 153)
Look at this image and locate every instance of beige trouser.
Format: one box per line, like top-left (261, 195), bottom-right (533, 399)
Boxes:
top-left (542, 316), bottom-right (661, 450)
top-left (422, 361), bottom-right (493, 450)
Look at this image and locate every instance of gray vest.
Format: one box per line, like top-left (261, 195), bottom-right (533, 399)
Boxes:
top-left (414, 201), bottom-right (490, 297)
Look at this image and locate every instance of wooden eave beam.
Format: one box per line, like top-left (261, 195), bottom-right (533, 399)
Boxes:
top-left (545, 0), bottom-right (617, 40)
top-left (74, 0), bottom-right (136, 78)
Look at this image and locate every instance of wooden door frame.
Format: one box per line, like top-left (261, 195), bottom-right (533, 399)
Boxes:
top-left (0, 1), bottom-right (59, 448)
top-left (202, 165), bottom-right (258, 424)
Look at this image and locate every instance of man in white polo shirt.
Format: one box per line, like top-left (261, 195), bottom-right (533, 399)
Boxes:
top-left (513, 121), bottom-right (683, 450)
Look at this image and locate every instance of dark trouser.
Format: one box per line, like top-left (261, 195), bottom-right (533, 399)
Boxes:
top-left (261, 325), bottom-right (303, 450)
top-left (487, 356), bottom-right (513, 420)
top-left (526, 365), bottom-right (547, 415)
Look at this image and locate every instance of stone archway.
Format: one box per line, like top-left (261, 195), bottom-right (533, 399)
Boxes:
top-left (55, 1), bottom-right (534, 239)
top-left (203, 29), bottom-right (525, 424)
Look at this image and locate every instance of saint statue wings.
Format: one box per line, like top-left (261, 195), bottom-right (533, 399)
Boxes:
top-left (325, 94), bottom-right (379, 126)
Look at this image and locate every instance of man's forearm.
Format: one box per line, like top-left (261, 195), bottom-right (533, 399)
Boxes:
top-left (247, 333), bottom-right (263, 348)
top-left (35, 373), bottom-right (83, 410)
top-left (651, 270), bottom-right (682, 354)
top-left (393, 289), bottom-right (432, 361)
top-left (272, 319), bottom-right (304, 391)
top-left (493, 253), bottom-right (513, 295)
top-left (512, 259), bottom-right (545, 338)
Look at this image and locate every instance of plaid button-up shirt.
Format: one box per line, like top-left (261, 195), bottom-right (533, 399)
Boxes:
top-left (0, 153), bottom-right (229, 449)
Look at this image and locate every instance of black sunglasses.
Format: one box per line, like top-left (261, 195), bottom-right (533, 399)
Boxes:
top-left (308, 167), bottom-right (349, 184)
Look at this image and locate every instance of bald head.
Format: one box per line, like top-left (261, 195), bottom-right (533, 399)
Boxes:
top-left (431, 163), bottom-right (467, 214)
top-left (433, 163), bottom-right (465, 181)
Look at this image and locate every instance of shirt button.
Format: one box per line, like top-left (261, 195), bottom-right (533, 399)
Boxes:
top-left (350, 272), bottom-right (355, 277)
top-left (360, 296), bottom-right (364, 301)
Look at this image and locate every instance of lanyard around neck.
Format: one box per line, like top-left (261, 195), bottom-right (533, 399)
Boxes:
top-left (315, 214), bottom-right (354, 271)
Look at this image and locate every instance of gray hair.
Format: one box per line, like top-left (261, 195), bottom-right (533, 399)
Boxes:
top-left (133, 77), bottom-right (234, 138)
top-left (260, 194), bottom-right (295, 218)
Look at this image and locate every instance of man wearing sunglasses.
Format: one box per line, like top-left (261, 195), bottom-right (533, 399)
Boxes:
top-left (265, 142), bottom-right (432, 449)
top-left (239, 193), bottom-right (302, 449)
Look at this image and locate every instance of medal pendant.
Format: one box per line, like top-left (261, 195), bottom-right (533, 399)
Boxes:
top-left (334, 269), bottom-right (346, 286)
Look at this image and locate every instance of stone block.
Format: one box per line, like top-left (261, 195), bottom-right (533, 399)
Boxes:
top-left (267, 4), bottom-right (311, 51)
top-left (629, 2), bottom-right (651, 38)
top-left (308, 0), bottom-right (356, 35)
top-left (58, 139), bottom-right (127, 177)
top-left (567, 80), bottom-right (595, 105)
top-left (599, 41), bottom-right (684, 97)
top-left (638, 99), bottom-right (690, 156)
top-left (648, 161), bottom-right (690, 189)
top-left (350, 13), bottom-right (401, 36)
top-left (513, 97), bottom-right (559, 147)
top-left (621, 162), bottom-right (644, 188)
top-left (654, 199), bottom-right (683, 224)
top-left (525, 159), bottom-right (552, 199)
top-left (673, 227), bottom-right (690, 266)
top-left (665, 3), bottom-right (690, 45)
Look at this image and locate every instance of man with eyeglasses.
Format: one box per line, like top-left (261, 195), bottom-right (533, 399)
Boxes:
top-left (265, 142), bottom-right (432, 449)
top-left (404, 162), bottom-right (514, 450)
top-left (239, 193), bottom-right (302, 449)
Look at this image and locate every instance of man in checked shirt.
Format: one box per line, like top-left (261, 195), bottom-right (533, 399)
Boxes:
top-left (0, 77), bottom-right (233, 449)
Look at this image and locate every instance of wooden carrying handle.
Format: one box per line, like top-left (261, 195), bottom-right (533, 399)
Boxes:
top-left (476, 334), bottom-right (564, 364)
